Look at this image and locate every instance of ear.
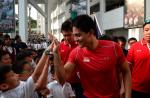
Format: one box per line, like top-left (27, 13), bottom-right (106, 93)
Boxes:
top-left (88, 29), bottom-right (95, 36)
top-left (0, 83), bottom-right (9, 91)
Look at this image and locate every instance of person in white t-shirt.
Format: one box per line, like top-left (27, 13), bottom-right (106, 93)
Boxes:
top-left (0, 45), bottom-right (52, 98)
top-left (47, 80), bottom-right (75, 98)
top-left (47, 54), bottom-right (75, 98)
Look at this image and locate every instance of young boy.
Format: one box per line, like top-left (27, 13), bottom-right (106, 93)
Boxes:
top-left (12, 60), bottom-right (33, 81)
top-left (0, 47), bottom-right (51, 98)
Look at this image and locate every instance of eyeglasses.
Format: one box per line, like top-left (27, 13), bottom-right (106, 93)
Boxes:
top-left (144, 19), bottom-right (150, 23)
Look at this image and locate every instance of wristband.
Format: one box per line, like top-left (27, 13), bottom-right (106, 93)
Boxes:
top-left (44, 49), bottom-right (51, 55)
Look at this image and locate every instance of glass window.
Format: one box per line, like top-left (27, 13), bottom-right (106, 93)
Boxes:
top-left (105, 0), bottom-right (124, 11)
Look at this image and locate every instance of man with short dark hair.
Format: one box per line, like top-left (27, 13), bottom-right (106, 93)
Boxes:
top-left (52, 15), bottom-right (131, 98)
top-left (58, 19), bottom-right (85, 98)
top-left (127, 20), bottom-right (150, 98)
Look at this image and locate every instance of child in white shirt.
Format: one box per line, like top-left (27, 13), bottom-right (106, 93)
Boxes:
top-left (47, 54), bottom-right (75, 98)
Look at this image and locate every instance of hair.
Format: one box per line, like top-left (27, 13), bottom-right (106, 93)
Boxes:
top-left (143, 22), bottom-right (150, 28)
top-left (0, 65), bottom-right (12, 84)
top-left (12, 60), bottom-right (29, 74)
top-left (15, 35), bottom-right (20, 40)
top-left (117, 36), bottom-right (127, 43)
top-left (16, 50), bottom-right (32, 61)
top-left (0, 50), bottom-right (10, 61)
top-left (128, 37), bottom-right (137, 43)
top-left (73, 14), bottom-right (97, 36)
top-left (34, 49), bottom-right (45, 64)
top-left (61, 19), bottom-right (73, 32)
top-left (3, 34), bottom-right (10, 40)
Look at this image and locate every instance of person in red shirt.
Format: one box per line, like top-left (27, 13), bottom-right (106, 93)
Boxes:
top-left (127, 20), bottom-right (150, 98)
top-left (58, 19), bottom-right (85, 98)
top-left (52, 15), bottom-right (131, 98)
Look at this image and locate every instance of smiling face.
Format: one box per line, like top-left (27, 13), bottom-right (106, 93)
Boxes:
top-left (73, 27), bottom-right (90, 48)
top-left (61, 31), bottom-right (74, 43)
top-left (143, 24), bottom-right (150, 43)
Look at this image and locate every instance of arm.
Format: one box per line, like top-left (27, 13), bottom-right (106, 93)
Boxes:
top-left (32, 55), bottom-right (50, 98)
top-left (121, 60), bottom-right (131, 98)
top-left (35, 57), bottom-right (50, 89)
top-left (53, 39), bottom-right (76, 81)
top-left (32, 44), bottom-right (53, 83)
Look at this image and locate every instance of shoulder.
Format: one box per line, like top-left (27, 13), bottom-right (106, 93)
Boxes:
top-left (99, 40), bottom-right (115, 46)
top-left (129, 41), bottom-right (142, 49)
top-left (98, 40), bottom-right (119, 49)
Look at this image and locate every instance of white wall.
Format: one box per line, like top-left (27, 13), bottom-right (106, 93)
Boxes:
top-left (51, 2), bottom-right (67, 41)
top-left (146, 0), bottom-right (150, 19)
top-left (102, 7), bottom-right (124, 30)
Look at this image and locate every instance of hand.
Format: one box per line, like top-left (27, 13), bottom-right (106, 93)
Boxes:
top-left (48, 33), bottom-right (55, 41)
top-left (38, 87), bottom-right (50, 97)
top-left (52, 39), bottom-right (60, 54)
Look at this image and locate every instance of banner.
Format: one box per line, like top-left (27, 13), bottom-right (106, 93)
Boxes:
top-left (124, 0), bottom-right (144, 28)
top-left (0, 0), bottom-right (15, 33)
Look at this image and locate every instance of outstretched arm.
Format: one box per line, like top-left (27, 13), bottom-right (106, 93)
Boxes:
top-left (31, 43), bottom-right (53, 83)
top-left (53, 39), bottom-right (76, 81)
top-left (35, 57), bottom-right (50, 89)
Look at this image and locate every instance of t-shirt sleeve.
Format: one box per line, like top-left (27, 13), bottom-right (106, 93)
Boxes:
top-left (24, 76), bottom-right (36, 98)
top-left (67, 48), bottom-right (78, 63)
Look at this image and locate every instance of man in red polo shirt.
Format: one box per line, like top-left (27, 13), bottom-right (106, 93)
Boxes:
top-left (127, 20), bottom-right (150, 98)
top-left (52, 15), bottom-right (131, 98)
top-left (58, 19), bottom-right (85, 98)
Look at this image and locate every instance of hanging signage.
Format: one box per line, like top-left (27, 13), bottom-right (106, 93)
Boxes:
top-left (124, 0), bottom-right (144, 28)
top-left (0, 0), bottom-right (15, 33)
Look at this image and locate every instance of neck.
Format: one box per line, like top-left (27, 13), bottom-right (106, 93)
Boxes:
top-left (86, 37), bottom-right (99, 50)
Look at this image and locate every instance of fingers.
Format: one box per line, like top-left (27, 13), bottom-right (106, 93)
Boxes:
top-left (53, 39), bottom-right (60, 45)
top-left (48, 33), bottom-right (55, 41)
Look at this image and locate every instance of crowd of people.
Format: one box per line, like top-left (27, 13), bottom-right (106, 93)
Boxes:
top-left (0, 14), bottom-right (150, 98)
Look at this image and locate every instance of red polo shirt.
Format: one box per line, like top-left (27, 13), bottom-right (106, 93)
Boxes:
top-left (59, 41), bottom-right (80, 83)
top-left (127, 38), bottom-right (150, 93)
top-left (68, 40), bottom-right (126, 98)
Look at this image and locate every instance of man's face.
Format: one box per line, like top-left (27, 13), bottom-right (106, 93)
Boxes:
top-left (73, 27), bottom-right (89, 48)
top-left (118, 40), bottom-right (126, 49)
top-left (61, 31), bottom-right (73, 43)
top-left (128, 40), bottom-right (137, 47)
top-left (143, 24), bottom-right (150, 42)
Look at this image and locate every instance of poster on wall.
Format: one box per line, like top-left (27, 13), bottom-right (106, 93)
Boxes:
top-left (124, 0), bottom-right (144, 28)
top-left (0, 0), bottom-right (15, 33)
top-left (69, 0), bottom-right (87, 19)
